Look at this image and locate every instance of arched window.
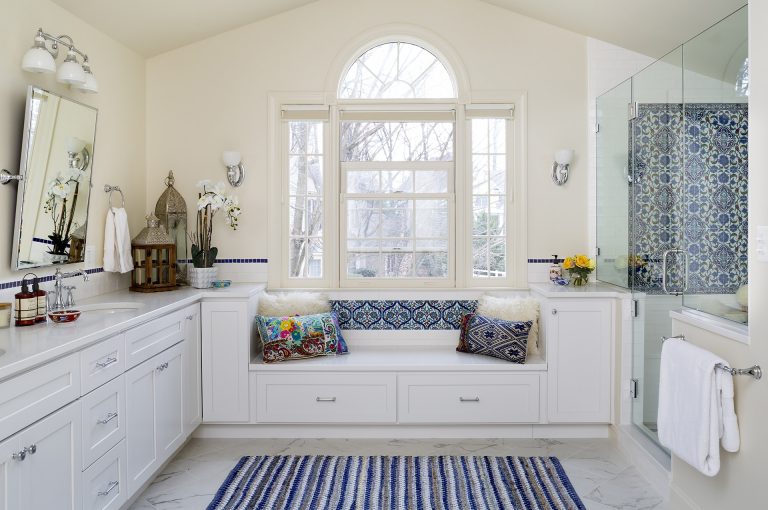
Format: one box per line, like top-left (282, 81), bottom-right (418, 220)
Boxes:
top-left (339, 42), bottom-right (455, 99)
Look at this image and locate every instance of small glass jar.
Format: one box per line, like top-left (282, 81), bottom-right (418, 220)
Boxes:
top-left (0, 303), bottom-right (11, 328)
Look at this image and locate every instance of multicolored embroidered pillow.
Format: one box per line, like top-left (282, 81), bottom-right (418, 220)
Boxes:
top-left (456, 313), bottom-right (532, 364)
top-left (257, 311), bottom-right (348, 363)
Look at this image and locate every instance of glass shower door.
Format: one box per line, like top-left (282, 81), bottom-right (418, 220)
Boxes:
top-left (628, 47), bottom-right (684, 445)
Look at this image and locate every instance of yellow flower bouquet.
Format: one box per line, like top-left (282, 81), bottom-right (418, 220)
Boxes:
top-left (563, 254), bottom-right (596, 286)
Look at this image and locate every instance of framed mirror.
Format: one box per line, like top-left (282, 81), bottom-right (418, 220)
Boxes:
top-left (11, 86), bottom-right (98, 270)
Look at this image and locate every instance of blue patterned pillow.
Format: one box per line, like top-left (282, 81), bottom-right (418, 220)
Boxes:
top-left (457, 313), bottom-right (532, 363)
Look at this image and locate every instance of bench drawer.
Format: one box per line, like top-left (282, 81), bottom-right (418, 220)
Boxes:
top-left (256, 373), bottom-right (396, 423)
top-left (81, 334), bottom-right (125, 395)
top-left (398, 373), bottom-right (540, 423)
top-left (82, 375), bottom-right (126, 469)
top-left (125, 308), bottom-right (186, 368)
top-left (0, 353), bottom-right (80, 441)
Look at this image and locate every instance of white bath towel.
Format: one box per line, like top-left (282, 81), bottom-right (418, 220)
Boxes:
top-left (104, 208), bottom-right (133, 273)
top-left (658, 338), bottom-right (740, 476)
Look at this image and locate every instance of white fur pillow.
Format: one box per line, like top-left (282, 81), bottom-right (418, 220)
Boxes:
top-left (476, 295), bottom-right (541, 358)
top-left (257, 291), bottom-right (330, 317)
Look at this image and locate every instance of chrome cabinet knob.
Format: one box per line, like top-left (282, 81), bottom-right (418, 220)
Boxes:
top-left (551, 309), bottom-right (558, 315)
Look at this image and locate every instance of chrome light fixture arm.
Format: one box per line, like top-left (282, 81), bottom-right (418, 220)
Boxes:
top-left (33, 29), bottom-right (88, 62)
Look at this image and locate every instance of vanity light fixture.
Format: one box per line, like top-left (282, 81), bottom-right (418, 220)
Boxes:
top-left (21, 28), bottom-right (98, 94)
top-left (66, 137), bottom-right (90, 171)
top-left (552, 149), bottom-right (575, 185)
top-left (222, 151), bottom-right (245, 187)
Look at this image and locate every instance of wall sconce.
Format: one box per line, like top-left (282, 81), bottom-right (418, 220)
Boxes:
top-left (66, 137), bottom-right (90, 171)
top-left (222, 151), bottom-right (245, 187)
top-left (552, 149), bottom-right (574, 185)
top-left (21, 28), bottom-right (98, 94)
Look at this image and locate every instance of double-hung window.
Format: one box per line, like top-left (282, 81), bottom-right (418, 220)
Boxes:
top-left (270, 40), bottom-right (525, 289)
top-left (340, 110), bottom-right (455, 285)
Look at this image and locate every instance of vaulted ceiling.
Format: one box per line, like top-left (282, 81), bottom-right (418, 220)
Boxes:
top-left (48, 0), bottom-right (746, 58)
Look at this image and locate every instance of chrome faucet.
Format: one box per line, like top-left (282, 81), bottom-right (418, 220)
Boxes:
top-left (49, 269), bottom-right (89, 311)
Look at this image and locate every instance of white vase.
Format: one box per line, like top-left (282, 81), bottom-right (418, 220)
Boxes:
top-left (188, 266), bottom-right (218, 289)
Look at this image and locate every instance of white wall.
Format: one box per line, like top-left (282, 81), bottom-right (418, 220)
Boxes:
top-left (669, 1), bottom-right (768, 507)
top-left (0, 0), bottom-right (146, 286)
top-left (146, 0), bottom-right (590, 274)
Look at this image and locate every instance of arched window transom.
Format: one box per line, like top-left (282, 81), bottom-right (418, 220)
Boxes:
top-left (339, 42), bottom-right (456, 99)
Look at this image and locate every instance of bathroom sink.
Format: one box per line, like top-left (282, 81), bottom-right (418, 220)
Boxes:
top-left (77, 302), bottom-right (145, 314)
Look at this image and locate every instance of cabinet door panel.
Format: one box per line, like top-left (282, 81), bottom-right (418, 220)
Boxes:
top-left (546, 300), bottom-right (612, 423)
top-left (183, 304), bottom-right (202, 435)
top-left (125, 356), bottom-right (158, 493)
top-left (202, 301), bottom-right (249, 423)
top-left (156, 343), bottom-right (184, 461)
top-left (18, 402), bottom-right (81, 510)
top-left (0, 436), bottom-right (20, 510)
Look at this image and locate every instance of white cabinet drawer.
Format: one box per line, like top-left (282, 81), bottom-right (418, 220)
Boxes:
top-left (125, 308), bottom-right (186, 368)
top-left (256, 373), bottom-right (396, 423)
top-left (398, 373), bottom-right (541, 423)
top-left (0, 353), bottom-right (80, 441)
top-left (82, 376), bottom-right (126, 469)
top-left (80, 335), bottom-right (125, 395)
top-left (82, 440), bottom-right (127, 510)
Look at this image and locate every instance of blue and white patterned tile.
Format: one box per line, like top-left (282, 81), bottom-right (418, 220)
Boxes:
top-left (330, 300), bottom-right (477, 330)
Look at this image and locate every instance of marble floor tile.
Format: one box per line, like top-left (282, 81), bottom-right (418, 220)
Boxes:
top-left (128, 437), bottom-right (668, 509)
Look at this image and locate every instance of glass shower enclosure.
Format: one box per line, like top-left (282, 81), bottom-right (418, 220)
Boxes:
top-left (596, 6), bottom-right (748, 447)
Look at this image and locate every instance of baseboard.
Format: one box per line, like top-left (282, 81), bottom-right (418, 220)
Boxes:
top-left (615, 425), bottom-right (671, 499)
top-left (193, 423), bottom-right (611, 439)
top-left (669, 483), bottom-right (701, 510)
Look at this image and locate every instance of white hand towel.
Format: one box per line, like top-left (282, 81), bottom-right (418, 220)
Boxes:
top-left (658, 338), bottom-right (739, 476)
top-left (103, 208), bottom-right (117, 272)
top-left (104, 208), bottom-right (133, 274)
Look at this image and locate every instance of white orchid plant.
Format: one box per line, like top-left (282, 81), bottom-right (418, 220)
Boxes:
top-left (189, 180), bottom-right (241, 268)
top-left (43, 166), bottom-right (87, 255)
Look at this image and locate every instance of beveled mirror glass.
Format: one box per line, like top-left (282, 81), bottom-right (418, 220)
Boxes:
top-left (11, 86), bottom-right (98, 270)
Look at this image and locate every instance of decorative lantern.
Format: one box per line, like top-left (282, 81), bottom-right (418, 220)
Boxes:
top-left (130, 214), bottom-right (176, 292)
top-left (154, 170), bottom-right (188, 283)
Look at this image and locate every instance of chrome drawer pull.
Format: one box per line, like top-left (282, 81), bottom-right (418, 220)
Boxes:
top-left (11, 449), bottom-right (26, 461)
top-left (97, 412), bottom-right (118, 425)
top-left (98, 480), bottom-right (119, 497)
top-left (26, 444), bottom-right (36, 455)
top-left (459, 396), bottom-right (480, 402)
top-left (156, 362), bottom-right (169, 372)
top-left (96, 357), bottom-right (118, 369)
top-left (316, 397), bottom-right (337, 402)
top-left (186, 315), bottom-right (194, 320)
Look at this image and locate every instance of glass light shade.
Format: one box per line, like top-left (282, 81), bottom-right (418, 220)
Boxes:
top-left (21, 45), bottom-right (56, 74)
top-left (66, 137), bottom-right (87, 153)
top-left (56, 50), bottom-right (86, 85)
top-left (222, 151), bottom-right (241, 167)
top-left (554, 149), bottom-right (574, 166)
top-left (76, 70), bottom-right (99, 94)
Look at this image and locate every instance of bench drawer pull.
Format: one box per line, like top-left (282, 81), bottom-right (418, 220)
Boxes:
top-left (316, 397), bottom-right (337, 403)
top-left (459, 396), bottom-right (480, 402)
top-left (98, 480), bottom-right (119, 497)
top-left (97, 412), bottom-right (119, 425)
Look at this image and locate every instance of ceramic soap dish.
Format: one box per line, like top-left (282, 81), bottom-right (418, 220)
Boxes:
top-left (48, 310), bottom-right (81, 323)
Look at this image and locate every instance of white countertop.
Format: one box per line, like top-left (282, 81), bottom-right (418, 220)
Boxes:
top-left (529, 281), bottom-right (630, 298)
top-left (0, 283), bottom-right (264, 382)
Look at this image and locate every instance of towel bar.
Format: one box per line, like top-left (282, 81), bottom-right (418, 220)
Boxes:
top-left (661, 335), bottom-right (762, 381)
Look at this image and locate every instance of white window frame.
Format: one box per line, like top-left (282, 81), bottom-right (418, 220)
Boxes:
top-left (267, 51), bottom-right (527, 290)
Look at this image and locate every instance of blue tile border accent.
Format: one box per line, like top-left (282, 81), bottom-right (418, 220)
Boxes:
top-left (527, 258), bottom-right (563, 264)
top-left (331, 300), bottom-right (477, 330)
top-left (0, 267), bottom-right (105, 290)
top-left (183, 258), bottom-right (268, 264)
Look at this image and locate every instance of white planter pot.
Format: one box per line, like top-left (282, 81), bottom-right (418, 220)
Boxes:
top-left (188, 266), bottom-right (218, 289)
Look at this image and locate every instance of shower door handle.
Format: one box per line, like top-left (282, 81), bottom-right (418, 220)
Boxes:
top-left (662, 249), bottom-right (688, 296)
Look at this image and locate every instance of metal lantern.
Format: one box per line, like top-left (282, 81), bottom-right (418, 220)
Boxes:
top-left (154, 170), bottom-right (188, 283)
top-left (130, 214), bottom-right (177, 292)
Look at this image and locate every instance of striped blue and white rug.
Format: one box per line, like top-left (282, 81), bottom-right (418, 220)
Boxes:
top-left (207, 455), bottom-right (586, 510)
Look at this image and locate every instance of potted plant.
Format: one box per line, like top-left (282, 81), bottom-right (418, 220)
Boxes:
top-left (563, 254), bottom-right (596, 286)
top-left (188, 181), bottom-right (241, 288)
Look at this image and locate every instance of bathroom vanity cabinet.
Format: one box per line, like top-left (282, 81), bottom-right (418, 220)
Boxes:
top-left (0, 284), bottom-right (262, 510)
